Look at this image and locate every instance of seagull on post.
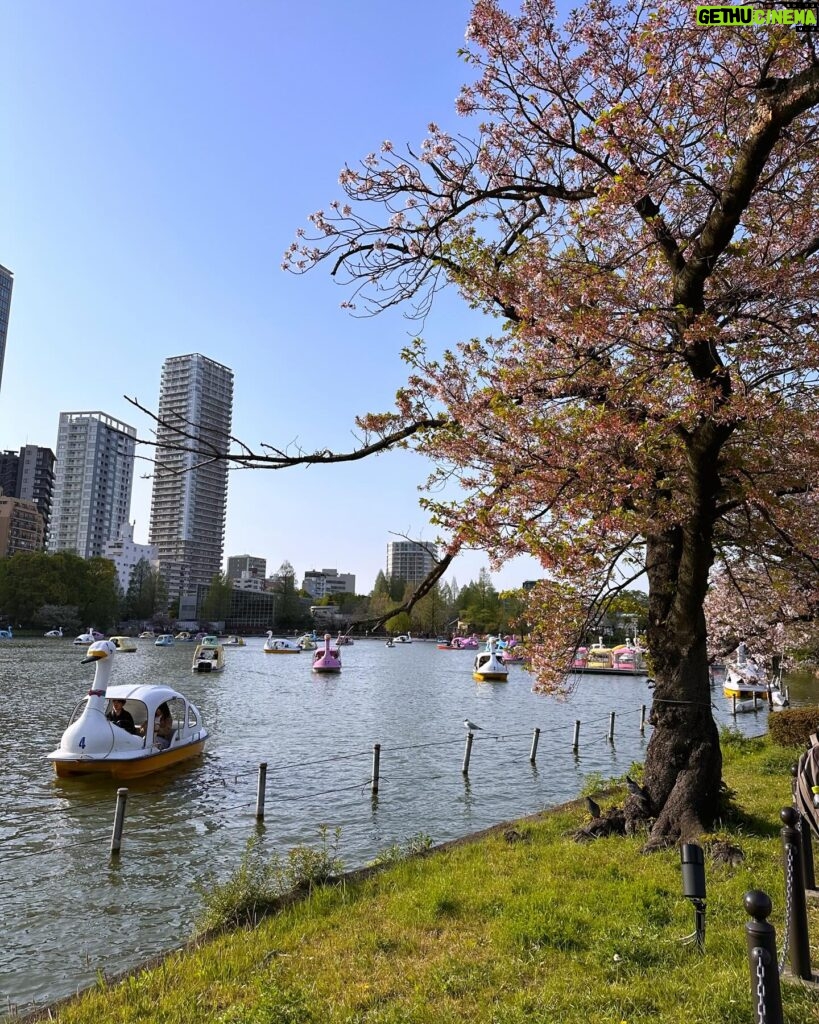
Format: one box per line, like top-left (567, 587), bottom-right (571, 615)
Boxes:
top-left (464, 719), bottom-right (483, 732)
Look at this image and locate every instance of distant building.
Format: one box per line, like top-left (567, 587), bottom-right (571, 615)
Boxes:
top-left (49, 412), bottom-right (136, 559)
top-left (149, 353), bottom-right (233, 601)
top-left (0, 496), bottom-right (44, 557)
top-left (234, 571), bottom-right (265, 593)
top-left (227, 554), bottom-right (266, 585)
top-left (0, 264), bottom-right (13, 398)
top-left (302, 568), bottom-right (356, 599)
top-left (103, 522), bottom-right (159, 592)
top-left (386, 540), bottom-right (439, 585)
top-left (0, 446), bottom-right (55, 546)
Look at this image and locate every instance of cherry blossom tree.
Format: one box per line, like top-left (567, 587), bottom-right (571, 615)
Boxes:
top-left (133, 0), bottom-right (819, 846)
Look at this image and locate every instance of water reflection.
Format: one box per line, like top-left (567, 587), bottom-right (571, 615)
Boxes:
top-left (0, 635), bottom-right (810, 1014)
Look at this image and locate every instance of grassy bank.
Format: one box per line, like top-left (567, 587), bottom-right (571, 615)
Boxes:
top-left (35, 733), bottom-right (819, 1023)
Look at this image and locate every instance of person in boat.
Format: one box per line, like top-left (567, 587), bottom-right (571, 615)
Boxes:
top-left (139, 702), bottom-right (175, 748)
top-left (106, 697), bottom-right (136, 735)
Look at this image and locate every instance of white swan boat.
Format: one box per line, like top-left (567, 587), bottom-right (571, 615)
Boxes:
top-left (47, 640), bottom-right (208, 779)
top-left (44, 627), bottom-right (63, 638)
top-left (473, 638), bottom-right (509, 682)
top-left (263, 631), bottom-right (302, 653)
top-left (109, 635), bottom-right (137, 653)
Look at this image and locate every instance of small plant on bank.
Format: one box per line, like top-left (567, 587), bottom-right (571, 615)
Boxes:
top-left (367, 832), bottom-right (433, 867)
top-left (196, 826), bottom-right (344, 935)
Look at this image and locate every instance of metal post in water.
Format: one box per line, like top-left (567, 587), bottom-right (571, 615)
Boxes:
top-left (110, 787), bottom-right (128, 856)
top-left (732, 695), bottom-right (738, 716)
top-left (371, 743), bottom-right (381, 795)
top-left (744, 891), bottom-right (784, 1024)
top-left (572, 720), bottom-right (581, 752)
top-left (780, 806), bottom-right (813, 980)
top-left (529, 727), bottom-right (540, 764)
top-left (640, 704), bottom-right (646, 734)
top-left (608, 711), bottom-right (616, 743)
top-left (462, 731), bottom-right (474, 774)
top-left (255, 762), bottom-right (267, 821)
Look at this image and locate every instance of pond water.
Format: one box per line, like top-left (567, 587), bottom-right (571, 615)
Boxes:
top-left (0, 636), bottom-right (808, 1015)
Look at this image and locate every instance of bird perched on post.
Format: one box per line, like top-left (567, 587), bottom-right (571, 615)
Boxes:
top-left (585, 795), bottom-right (602, 819)
top-left (464, 719), bottom-right (483, 731)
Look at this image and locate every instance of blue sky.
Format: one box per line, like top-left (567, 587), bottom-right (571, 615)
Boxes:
top-left (0, 0), bottom-right (543, 594)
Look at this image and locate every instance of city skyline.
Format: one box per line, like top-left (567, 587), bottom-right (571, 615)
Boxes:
top-left (0, 1), bottom-right (543, 594)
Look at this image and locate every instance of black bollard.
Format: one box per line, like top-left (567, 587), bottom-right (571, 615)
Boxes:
top-left (780, 807), bottom-right (813, 981)
top-left (680, 843), bottom-right (706, 951)
top-left (799, 810), bottom-right (817, 892)
top-left (744, 890), bottom-right (784, 1024)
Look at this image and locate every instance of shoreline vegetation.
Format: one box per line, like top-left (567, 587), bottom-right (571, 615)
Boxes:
top-left (14, 731), bottom-right (819, 1024)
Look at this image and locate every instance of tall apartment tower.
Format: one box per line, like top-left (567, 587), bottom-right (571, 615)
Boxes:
top-left (386, 540), bottom-right (439, 584)
top-left (48, 412), bottom-right (136, 558)
top-left (0, 265), bottom-right (13, 397)
top-left (149, 354), bottom-right (233, 601)
top-left (0, 446), bottom-right (56, 546)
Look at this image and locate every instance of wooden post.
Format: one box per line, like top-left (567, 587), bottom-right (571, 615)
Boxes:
top-left (640, 704), bottom-right (646, 734)
top-left (572, 720), bottom-right (581, 752)
top-left (529, 727), bottom-right (540, 764)
top-left (732, 695), bottom-right (738, 716)
top-left (371, 743), bottom-right (381, 795)
top-left (110, 787), bottom-right (128, 856)
top-left (462, 731), bottom-right (474, 774)
top-left (255, 762), bottom-right (267, 821)
top-left (608, 711), bottom-right (616, 743)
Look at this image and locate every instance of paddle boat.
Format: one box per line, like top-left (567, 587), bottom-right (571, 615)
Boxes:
top-left (109, 635), bottom-right (138, 653)
top-left (584, 640), bottom-right (614, 672)
top-left (312, 634), bottom-right (342, 673)
top-left (473, 638), bottom-right (509, 682)
top-left (174, 631), bottom-right (193, 642)
top-left (154, 634), bottom-right (175, 647)
top-left (0, 626), bottom-right (12, 640)
top-left (451, 635), bottom-right (480, 650)
top-left (138, 631), bottom-right (156, 639)
top-left (223, 635), bottom-right (246, 647)
top-left (47, 640), bottom-right (208, 779)
top-left (73, 627), bottom-right (104, 646)
top-left (335, 633), bottom-right (354, 646)
top-left (436, 636), bottom-right (454, 649)
top-left (263, 631), bottom-right (302, 653)
top-left (385, 638), bottom-right (395, 648)
top-left (610, 641), bottom-right (648, 675)
top-left (297, 633), bottom-right (317, 650)
top-left (192, 636), bottom-right (225, 672)
top-left (570, 646), bottom-right (589, 669)
top-left (394, 632), bottom-right (413, 644)
top-left (44, 627), bottom-right (63, 638)
top-left (723, 642), bottom-right (788, 707)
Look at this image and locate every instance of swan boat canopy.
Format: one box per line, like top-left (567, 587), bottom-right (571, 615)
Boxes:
top-left (263, 631), bottom-right (302, 653)
top-left (192, 637), bottom-right (225, 672)
top-left (154, 634), bottom-right (175, 647)
top-left (473, 639), bottom-right (509, 682)
top-left (47, 640), bottom-right (208, 779)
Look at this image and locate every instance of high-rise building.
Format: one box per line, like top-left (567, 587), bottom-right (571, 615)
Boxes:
top-left (0, 497), bottom-right (44, 557)
top-left (0, 265), bottom-right (13, 397)
top-left (0, 446), bottom-right (56, 546)
top-left (103, 522), bottom-right (159, 592)
top-left (386, 540), bottom-right (439, 584)
top-left (48, 412), bottom-right (136, 558)
top-left (149, 354), bottom-right (233, 601)
top-left (302, 568), bottom-right (356, 599)
top-left (226, 554), bottom-right (266, 584)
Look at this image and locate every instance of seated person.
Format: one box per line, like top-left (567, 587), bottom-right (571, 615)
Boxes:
top-left (137, 702), bottom-right (175, 748)
top-left (153, 702), bottom-right (175, 749)
top-left (106, 697), bottom-right (136, 734)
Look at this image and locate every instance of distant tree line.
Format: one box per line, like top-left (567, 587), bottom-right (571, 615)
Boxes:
top-left (0, 549), bottom-right (649, 641)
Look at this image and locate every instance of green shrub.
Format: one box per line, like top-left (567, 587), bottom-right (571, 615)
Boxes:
top-left (368, 832), bottom-right (433, 867)
top-left (767, 705), bottom-right (819, 747)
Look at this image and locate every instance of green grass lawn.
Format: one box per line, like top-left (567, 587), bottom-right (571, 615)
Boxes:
top-left (41, 732), bottom-right (819, 1023)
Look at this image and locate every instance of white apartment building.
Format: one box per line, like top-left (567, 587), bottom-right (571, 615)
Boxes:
top-left (149, 354), bottom-right (233, 601)
top-left (103, 522), bottom-right (159, 592)
top-left (49, 411), bottom-right (136, 559)
top-left (302, 568), bottom-right (356, 599)
top-left (386, 540), bottom-right (439, 584)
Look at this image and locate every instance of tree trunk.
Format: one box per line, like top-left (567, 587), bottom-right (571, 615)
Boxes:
top-left (640, 528), bottom-right (722, 849)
